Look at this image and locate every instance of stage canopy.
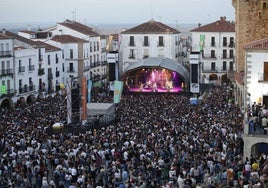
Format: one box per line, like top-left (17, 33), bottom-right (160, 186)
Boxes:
top-left (124, 57), bottom-right (190, 83)
top-left (122, 57), bottom-right (190, 93)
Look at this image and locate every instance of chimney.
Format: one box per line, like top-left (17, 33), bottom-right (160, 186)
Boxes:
top-left (2, 28), bottom-right (6, 34)
top-left (198, 23), bottom-right (201, 27)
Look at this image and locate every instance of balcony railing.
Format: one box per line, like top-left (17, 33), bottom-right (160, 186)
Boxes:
top-left (129, 55), bottom-right (135, 59)
top-left (56, 71), bottom-right (60, 77)
top-left (29, 65), bottom-right (35, 71)
top-left (0, 69), bottom-right (14, 76)
top-left (48, 73), bottom-right (53, 80)
top-left (38, 68), bottom-right (45, 76)
top-left (18, 85), bottom-right (35, 94)
top-left (18, 66), bottom-right (25, 73)
top-left (0, 50), bottom-right (12, 57)
top-left (202, 54), bottom-right (217, 59)
top-left (67, 69), bottom-right (75, 73)
top-left (0, 89), bottom-right (14, 98)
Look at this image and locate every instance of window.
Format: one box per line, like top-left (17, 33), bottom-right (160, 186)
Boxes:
top-left (56, 54), bottom-right (58, 63)
top-left (62, 63), bottom-right (64, 72)
top-left (264, 62), bottom-right (268, 81)
top-left (39, 49), bottom-right (43, 61)
top-left (90, 43), bottom-right (92, 52)
top-left (223, 61), bottom-right (227, 71)
top-left (223, 49), bottom-right (227, 58)
top-left (211, 50), bottom-right (215, 58)
top-left (263, 2), bottom-right (267, 9)
top-left (48, 55), bottom-right (50, 65)
top-left (229, 37), bottom-right (234, 47)
top-left (143, 49), bottom-right (149, 58)
top-left (223, 37), bottom-right (227, 46)
top-left (144, 36), bottom-right (149, 46)
top-left (94, 42), bottom-right (96, 51)
top-left (1, 61), bottom-right (5, 70)
top-left (211, 37), bottom-right (215, 46)
top-left (97, 42), bottom-right (99, 51)
top-left (229, 50), bottom-right (234, 58)
top-left (129, 36), bottom-right (135, 46)
top-left (158, 36), bottom-right (164, 46)
top-left (129, 49), bottom-right (135, 59)
top-left (69, 63), bottom-right (74, 72)
top-left (70, 49), bottom-right (73, 59)
top-left (229, 61), bottom-right (233, 71)
top-left (211, 62), bottom-right (216, 71)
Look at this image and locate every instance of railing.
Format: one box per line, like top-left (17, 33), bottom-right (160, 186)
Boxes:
top-left (0, 50), bottom-right (12, 57)
top-left (56, 71), bottom-right (60, 77)
top-left (129, 55), bottom-right (135, 59)
top-left (56, 57), bottom-right (59, 63)
top-left (48, 73), bottom-right (53, 80)
top-left (28, 65), bottom-right (35, 71)
top-left (18, 66), bottom-right (25, 73)
top-left (221, 55), bottom-right (233, 59)
top-left (67, 69), bottom-right (75, 73)
top-left (0, 89), bottom-right (14, 98)
top-left (18, 85), bottom-right (35, 94)
top-left (39, 55), bottom-right (43, 62)
top-left (202, 54), bottom-right (217, 59)
top-left (128, 42), bottom-right (135, 46)
top-left (38, 68), bottom-right (45, 76)
top-left (157, 43), bottom-right (165, 47)
top-left (0, 69), bottom-right (14, 76)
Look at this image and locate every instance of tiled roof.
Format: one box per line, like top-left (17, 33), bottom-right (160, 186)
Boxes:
top-left (19, 30), bottom-right (36, 35)
top-left (121, 19), bottom-right (180, 34)
top-left (35, 41), bottom-right (61, 52)
top-left (4, 31), bottom-right (60, 51)
top-left (51, 35), bottom-right (88, 43)
top-left (58, 19), bottom-right (99, 37)
top-left (0, 32), bottom-right (13, 39)
top-left (5, 31), bottom-right (38, 46)
top-left (234, 71), bottom-right (244, 85)
top-left (244, 38), bottom-right (268, 50)
top-left (190, 16), bottom-right (235, 32)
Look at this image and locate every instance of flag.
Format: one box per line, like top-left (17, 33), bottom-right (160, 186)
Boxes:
top-left (87, 80), bottom-right (92, 103)
top-left (113, 81), bottom-right (123, 103)
top-left (199, 34), bottom-right (205, 51)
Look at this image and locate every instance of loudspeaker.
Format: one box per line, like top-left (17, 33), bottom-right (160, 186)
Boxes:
top-left (190, 64), bottom-right (198, 83)
top-left (109, 63), bottom-right (116, 81)
top-left (71, 88), bottom-right (80, 113)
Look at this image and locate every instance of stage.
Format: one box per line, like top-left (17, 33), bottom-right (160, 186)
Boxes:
top-left (127, 85), bottom-right (182, 93)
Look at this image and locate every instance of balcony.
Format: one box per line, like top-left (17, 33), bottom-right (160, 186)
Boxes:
top-left (221, 55), bottom-right (233, 59)
top-left (38, 68), bottom-right (45, 76)
top-left (56, 71), bottom-right (60, 77)
top-left (222, 42), bottom-right (228, 47)
top-left (0, 69), bottom-right (14, 76)
top-left (128, 42), bottom-right (135, 46)
top-left (18, 66), bottom-right (25, 73)
top-left (48, 73), bottom-right (53, 80)
top-left (84, 65), bottom-right (90, 71)
top-left (39, 55), bottom-right (43, 62)
top-left (129, 55), bottom-right (135, 59)
top-left (56, 57), bottom-right (59, 63)
top-left (0, 50), bottom-right (12, 57)
top-left (67, 68), bottom-right (75, 73)
top-left (18, 85), bottom-right (35, 94)
top-left (157, 43), bottom-right (165, 47)
top-left (28, 65), bottom-right (35, 71)
top-left (0, 89), bottom-right (14, 98)
top-left (202, 54), bottom-right (217, 59)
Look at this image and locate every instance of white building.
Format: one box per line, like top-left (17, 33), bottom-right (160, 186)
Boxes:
top-left (0, 30), bottom-right (15, 97)
top-left (190, 16), bottom-right (235, 84)
top-left (47, 20), bottom-right (107, 85)
top-left (244, 38), bottom-right (268, 108)
top-left (0, 30), bottom-right (64, 106)
top-left (119, 19), bottom-right (182, 75)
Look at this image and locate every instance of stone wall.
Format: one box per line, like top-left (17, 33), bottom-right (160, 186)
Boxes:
top-left (232, 0), bottom-right (268, 73)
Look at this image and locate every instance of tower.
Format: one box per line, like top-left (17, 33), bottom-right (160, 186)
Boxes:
top-left (232, 0), bottom-right (268, 73)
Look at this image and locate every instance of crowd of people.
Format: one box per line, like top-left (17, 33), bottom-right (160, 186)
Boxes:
top-left (0, 84), bottom-right (267, 188)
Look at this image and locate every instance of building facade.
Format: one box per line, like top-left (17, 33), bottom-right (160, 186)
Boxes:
top-left (190, 16), bottom-right (235, 85)
top-left (119, 20), bottom-right (182, 76)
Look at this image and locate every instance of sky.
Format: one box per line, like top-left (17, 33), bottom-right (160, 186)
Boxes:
top-left (0, 0), bottom-right (235, 26)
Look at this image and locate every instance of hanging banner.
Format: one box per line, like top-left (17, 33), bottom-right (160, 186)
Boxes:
top-left (1, 85), bottom-right (7, 94)
top-left (87, 80), bottom-right (92, 103)
top-left (81, 77), bottom-right (87, 121)
top-left (113, 81), bottom-right (123, 104)
top-left (199, 34), bottom-right (205, 51)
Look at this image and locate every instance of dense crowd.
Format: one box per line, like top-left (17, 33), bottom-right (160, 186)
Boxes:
top-left (0, 84), bottom-right (267, 187)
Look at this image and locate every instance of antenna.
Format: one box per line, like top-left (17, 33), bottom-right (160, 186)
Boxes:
top-left (150, 0), bottom-right (153, 19)
top-left (72, 9), bottom-right (77, 21)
